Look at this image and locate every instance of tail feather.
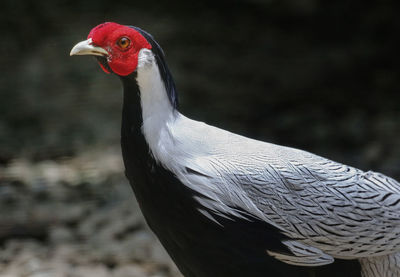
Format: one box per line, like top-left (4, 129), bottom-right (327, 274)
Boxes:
top-left (360, 253), bottom-right (400, 277)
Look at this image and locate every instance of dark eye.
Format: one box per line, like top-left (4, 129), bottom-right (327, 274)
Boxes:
top-left (117, 37), bottom-right (131, 50)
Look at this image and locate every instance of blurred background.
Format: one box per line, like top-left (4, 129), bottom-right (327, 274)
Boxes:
top-left (0, 0), bottom-right (399, 276)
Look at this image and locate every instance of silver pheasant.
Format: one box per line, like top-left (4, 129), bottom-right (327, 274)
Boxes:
top-left (70, 22), bottom-right (400, 277)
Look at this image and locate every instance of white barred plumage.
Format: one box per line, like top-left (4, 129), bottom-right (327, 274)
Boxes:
top-left (138, 48), bottom-right (400, 276)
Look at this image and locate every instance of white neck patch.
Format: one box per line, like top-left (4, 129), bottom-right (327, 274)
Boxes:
top-left (135, 49), bottom-right (177, 165)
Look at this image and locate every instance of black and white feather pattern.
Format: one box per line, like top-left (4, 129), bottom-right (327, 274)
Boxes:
top-left (135, 47), bottom-right (400, 276)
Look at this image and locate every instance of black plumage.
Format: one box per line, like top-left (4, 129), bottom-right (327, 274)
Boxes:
top-left (118, 42), bottom-right (361, 277)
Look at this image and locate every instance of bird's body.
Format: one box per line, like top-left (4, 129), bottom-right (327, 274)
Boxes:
top-left (71, 22), bottom-right (400, 277)
top-left (120, 69), bottom-right (308, 277)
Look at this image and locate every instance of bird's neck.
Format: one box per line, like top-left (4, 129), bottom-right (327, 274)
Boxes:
top-left (119, 66), bottom-right (178, 226)
top-left (120, 74), bottom-right (150, 175)
top-left (136, 58), bottom-right (177, 148)
top-left (120, 52), bottom-right (178, 168)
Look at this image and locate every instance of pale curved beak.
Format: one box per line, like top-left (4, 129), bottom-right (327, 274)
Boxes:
top-left (70, 38), bottom-right (108, 57)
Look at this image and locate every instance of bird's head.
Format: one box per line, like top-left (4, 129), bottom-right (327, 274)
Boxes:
top-left (71, 22), bottom-right (178, 107)
top-left (70, 22), bottom-right (152, 76)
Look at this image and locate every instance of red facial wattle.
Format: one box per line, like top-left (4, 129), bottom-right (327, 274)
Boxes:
top-left (87, 22), bottom-right (152, 76)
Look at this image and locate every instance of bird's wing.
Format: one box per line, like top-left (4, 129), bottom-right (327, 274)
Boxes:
top-left (190, 143), bottom-right (400, 261)
top-left (168, 117), bottom-right (400, 264)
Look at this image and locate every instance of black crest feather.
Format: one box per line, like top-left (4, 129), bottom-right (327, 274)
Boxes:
top-left (130, 26), bottom-right (179, 109)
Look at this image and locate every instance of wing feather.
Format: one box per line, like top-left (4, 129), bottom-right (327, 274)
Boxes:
top-left (165, 116), bottom-right (400, 263)
top-left (206, 145), bottom-right (400, 259)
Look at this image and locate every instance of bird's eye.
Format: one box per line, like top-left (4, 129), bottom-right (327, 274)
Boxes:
top-left (117, 37), bottom-right (131, 50)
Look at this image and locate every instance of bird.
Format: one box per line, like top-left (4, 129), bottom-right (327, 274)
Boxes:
top-left (70, 22), bottom-right (400, 277)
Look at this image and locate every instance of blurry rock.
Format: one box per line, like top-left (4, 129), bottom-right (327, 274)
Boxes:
top-left (121, 230), bottom-right (154, 261)
top-left (49, 226), bottom-right (74, 243)
top-left (112, 264), bottom-right (148, 277)
top-left (0, 240), bottom-right (64, 277)
top-left (0, 151), bottom-right (180, 277)
top-left (71, 265), bottom-right (110, 277)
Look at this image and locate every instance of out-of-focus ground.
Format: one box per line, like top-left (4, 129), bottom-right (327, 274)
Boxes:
top-left (0, 149), bottom-right (181, 277)
top-left (1, 0), bottom-right (399, 276)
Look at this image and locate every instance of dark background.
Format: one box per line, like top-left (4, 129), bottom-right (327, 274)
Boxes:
top-left (0, 0), bottom-right (399, 276)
